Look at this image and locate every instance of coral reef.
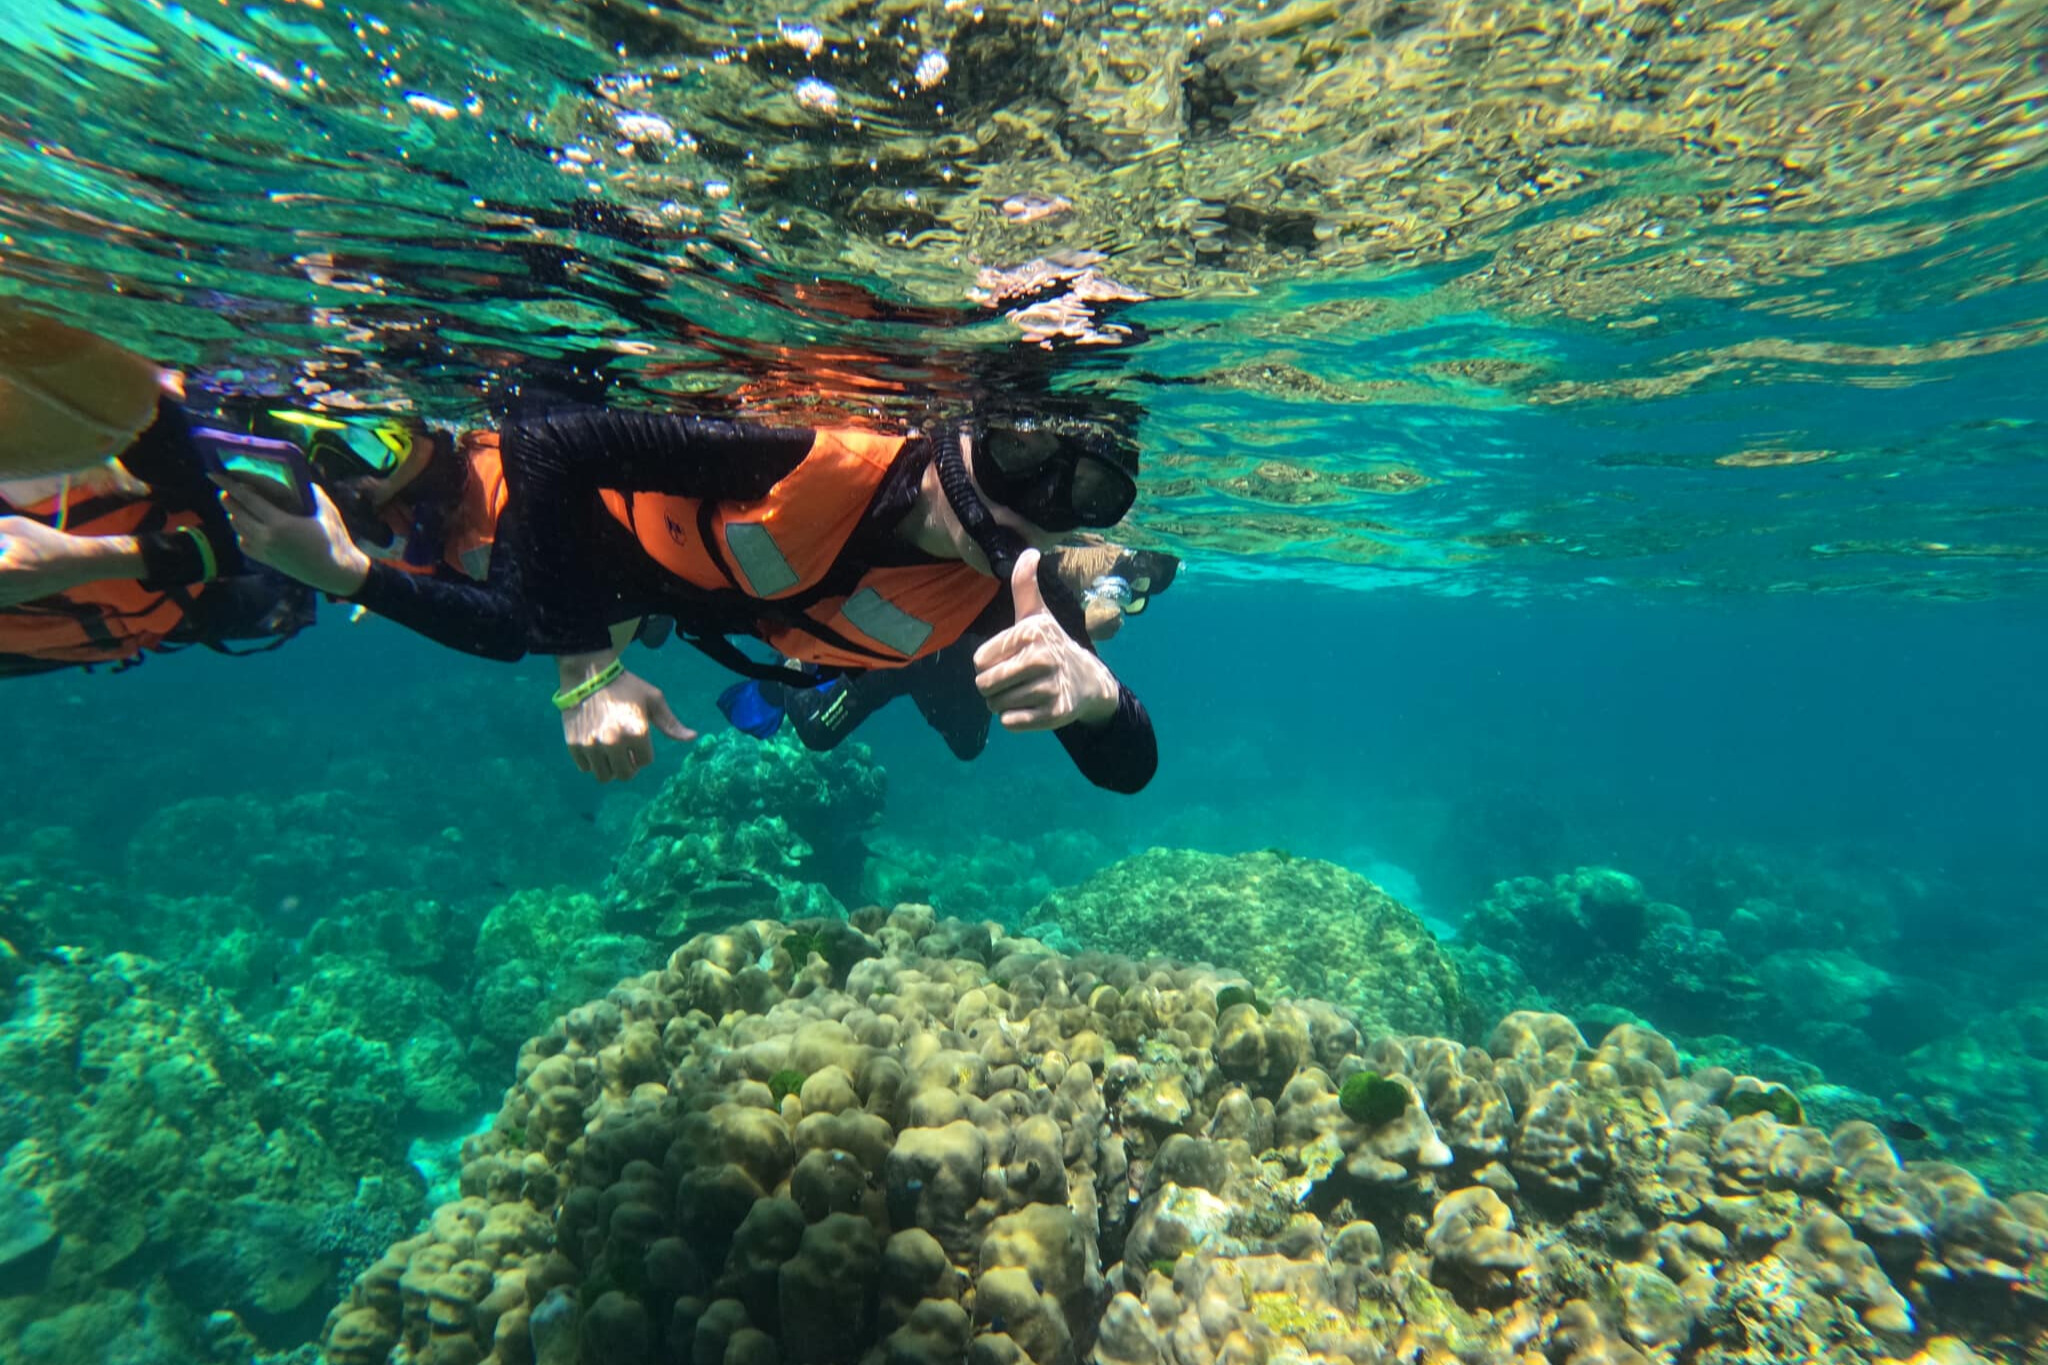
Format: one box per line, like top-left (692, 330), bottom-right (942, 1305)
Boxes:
top-left (322, 914), bottom-right (2048, 1365)
top-left (1457, 867), bottom-right (1769, 1040)
top-left (1454, 862), bottom-right (2048, 1195)
top-left (861, 829), bottom-right (1119, 929)
top-left (0, 952), bottom-right (425, 1362)
top-left (606, 732), bottom-right (886, 941)
top-left (1036, 849), bottom-right (1468, 1040)
top-left (1904, 1001), bottom-right (2048, 1198)
top-left (473, 888), bottom-right (656, 1053)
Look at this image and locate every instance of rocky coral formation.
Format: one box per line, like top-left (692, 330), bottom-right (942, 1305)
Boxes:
top-left (1035, 848), bottom-right (1468, 1039)
top-left (1454, 864), bottom-right (1965, 1080)
top-left (0, 952), bottom-right (425, 1363)
top-left (606, 732), bottom-right (886, 942)
top-left (860, 828), bottom-right (1118, 929)
top-left (1457, 867), bottom-right (1768, 1039)
top-left (473, 888), bottom-right (657, 1054)
top-left (1451, 862), bottom-right (2048, 1195)
top-left (1905, 1000), bottom-right (2048, 1198)
top-left (321, 913), bottom-right (2048, 1365)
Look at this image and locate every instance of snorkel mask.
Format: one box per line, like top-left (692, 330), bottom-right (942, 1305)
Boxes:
top-left (266, 409), bottom-right (419, 482)
top-left (970, 412), bottom-right (1138, 533)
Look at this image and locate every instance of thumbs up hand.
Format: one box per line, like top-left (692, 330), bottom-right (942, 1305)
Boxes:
top-left (972, 548), bottom-right (1121, 732)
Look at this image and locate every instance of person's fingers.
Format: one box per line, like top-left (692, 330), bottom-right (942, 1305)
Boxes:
top-left (1009, 547), bottom-right (1047, 619)
top-left (569, 741), bottom-right (593, 775)
top-left (588, 744), bottom-right (621, 784)
top-left (984, 687), bottom-right (1055, 724)
top-left (972, 617), bottom-right (1045, 672)
top-left (998, 703), bottom-right (1061, 732)
top-left (218, 497), bottom-right (254, 546)
top-left (975, 650), bottom-right (1054, 699)
top-left (212, 474), bottom-right (284, 524)
top-left (648, 696), bottom-right (698, 743)
top-left (625, 728), bottom-right (654, 773)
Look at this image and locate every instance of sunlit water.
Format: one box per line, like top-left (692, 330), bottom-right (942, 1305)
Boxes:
top-left (3, 1), bottom-right (2047, 1361)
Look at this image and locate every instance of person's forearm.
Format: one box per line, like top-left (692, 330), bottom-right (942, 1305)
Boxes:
top-left (348, 560), bottom-right (529, 661)
top-left (63, 534), bottom-right (147, 582)
top-left (557, 620), bottom-right (638, 688)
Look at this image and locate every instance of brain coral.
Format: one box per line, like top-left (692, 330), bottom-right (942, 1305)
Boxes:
top-left (323, 909), bottom-right (2048, 1365)
top-left (1034, 848), bottom-right (1468, 1040)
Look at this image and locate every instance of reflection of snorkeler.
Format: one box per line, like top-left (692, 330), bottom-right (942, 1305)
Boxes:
top-left (719, 540), bottom-right (1179, 761)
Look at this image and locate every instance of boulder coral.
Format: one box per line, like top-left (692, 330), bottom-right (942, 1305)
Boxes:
top-left (605, 731), bottom-right (886, 942)
top-left (1034, 849), bottom-right (1469, 1040)
top-left (323, 911), bottom-right (2048, 1365)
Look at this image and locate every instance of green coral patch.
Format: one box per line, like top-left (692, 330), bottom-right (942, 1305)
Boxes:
top-left (1339, 1071), bottom-right (1411, 1126)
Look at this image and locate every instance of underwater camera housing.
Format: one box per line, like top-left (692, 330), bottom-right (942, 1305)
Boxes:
top-left (192, 426), bottom-right (317, 516)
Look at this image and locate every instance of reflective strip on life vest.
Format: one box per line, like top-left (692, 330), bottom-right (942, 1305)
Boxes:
top-left (840, 587), bottom-right (933, 658)
top-left (725, 522), bottom-right (800, 596)
top-left (457, 542), bottom-right (493, 580)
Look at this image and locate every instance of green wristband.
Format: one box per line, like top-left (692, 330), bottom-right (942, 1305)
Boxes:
top-left (177, 525), bottom-right (219, 583)
top-left (552, 658), bottom-right (624, 711)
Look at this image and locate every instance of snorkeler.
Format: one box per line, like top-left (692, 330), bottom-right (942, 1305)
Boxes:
top-left (0, 306), bottom-right (532, 671)
top-left (512, 404), bottom-right (1156, 792)
top-left (722, 540), bottom-right (1179, 762)
top-left (0, 312), bottom-right (313, 675)
top-left (213, 415), bottom-right (534, 661)
top-left (233, 401), bottom-right (1159, 793)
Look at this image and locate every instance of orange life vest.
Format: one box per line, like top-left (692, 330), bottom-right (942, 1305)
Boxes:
top-left (0, 489), bottom-right (204, 664)
top-left (369, 430), bottom-right (507, 581)
top-left (597, 428), bottom-right (1000, 670)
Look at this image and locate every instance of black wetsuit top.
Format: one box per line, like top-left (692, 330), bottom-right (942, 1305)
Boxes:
top-left (482, 409), bottom-right (1157, 793)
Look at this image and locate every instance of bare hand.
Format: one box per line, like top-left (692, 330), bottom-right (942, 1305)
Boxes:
top-left (561, 666), bottom-right (697, 782)
top-left (215, 475), bottom-right (371, 596)
top-left (972, 548), bottom-right (1121, 731)
top-left (0, 516), bottom-right (115, 607)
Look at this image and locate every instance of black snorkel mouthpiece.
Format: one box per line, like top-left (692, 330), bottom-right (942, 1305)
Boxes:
top-left (934, 422), bottom-right (1027, 580)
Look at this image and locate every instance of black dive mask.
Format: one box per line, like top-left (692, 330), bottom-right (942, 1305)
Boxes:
top-left (971, 414), bottom-right (1138, 532)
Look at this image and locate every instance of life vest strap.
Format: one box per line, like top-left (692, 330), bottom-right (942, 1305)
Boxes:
top-left (680, 632), bottom-right (843, 687)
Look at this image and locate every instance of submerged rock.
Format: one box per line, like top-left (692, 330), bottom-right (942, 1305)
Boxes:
top-left (606, 731), bottom-right (885, 941)
top-left (0, 951), bottom-right (424, 1361)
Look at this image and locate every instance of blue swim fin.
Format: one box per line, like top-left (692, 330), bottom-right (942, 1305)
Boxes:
top-left (716, 680), bottom-right (788, 738)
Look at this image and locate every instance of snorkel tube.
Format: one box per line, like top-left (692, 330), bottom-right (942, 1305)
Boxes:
top-left (933, 419), bottom-right (1028, 582)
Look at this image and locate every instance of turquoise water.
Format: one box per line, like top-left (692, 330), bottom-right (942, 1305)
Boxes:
top-left (3, 1), bottom-right (2048, 1362)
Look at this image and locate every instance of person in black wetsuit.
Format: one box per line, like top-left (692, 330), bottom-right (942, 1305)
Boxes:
top-left (520, 407), bottom-right (1157, 793)
top-left (231, 402), bottom-right (1161, 794)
